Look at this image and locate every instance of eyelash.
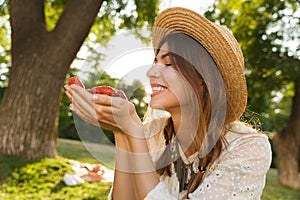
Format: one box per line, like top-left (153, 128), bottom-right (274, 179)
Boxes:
top-left (152, 60), bottom-right (172, 67)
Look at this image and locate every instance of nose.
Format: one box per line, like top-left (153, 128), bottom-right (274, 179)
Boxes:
top-left (146, 63), bottom-right (162, 78)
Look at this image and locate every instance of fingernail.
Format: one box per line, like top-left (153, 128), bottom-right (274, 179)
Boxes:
top-left (92, 94), bottom-right (98, 101)
top-left (70, 104), bottom-right (73, 110)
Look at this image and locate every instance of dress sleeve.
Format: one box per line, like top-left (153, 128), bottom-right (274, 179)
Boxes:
top-left (188, 133), bottom-right (272, 200)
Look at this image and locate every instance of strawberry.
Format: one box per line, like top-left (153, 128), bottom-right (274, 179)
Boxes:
top-left (115, 89), bottom-right (128, 100)
top-left (88, 86), bottom-right (115, 96)
top-left (88, 86), bottom-right (127, 100)
top-left (68, 76), bottom-right (85, 89)
top-left (92, 165), bottom-right (101, 172)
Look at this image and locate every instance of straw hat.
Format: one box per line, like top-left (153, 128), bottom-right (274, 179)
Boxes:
top-left (152, 7), bottom-right (247, 123)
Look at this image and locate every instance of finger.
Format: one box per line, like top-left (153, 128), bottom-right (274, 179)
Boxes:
top-left (64, 84), bottom-right (70, 91)
top-left (73, 103), bottom-right (99, 126)
top-left (68, 86), bottom-right (118, 130)
top-left (72, 91), bottom-right (98, 124)
top-left (85, 103), bottom-right (122, 131)
top-left (72, 101), bottom-right (101, 127)
top-left (92, 94), bottom-right (114, 106)
top-left (71, 85), bottom-right (93, 102)
top-left (72, 95), bottom-right (94, 118)
top-left (71, 87), bottom-right (115, 126)
top-left (93, 103), bottom-right (116, 123)
top-left (65, 91), bottom-right (73, 102)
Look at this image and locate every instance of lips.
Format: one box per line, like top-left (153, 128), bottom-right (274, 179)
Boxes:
top-left (150, 83), bottom-right (167, 98)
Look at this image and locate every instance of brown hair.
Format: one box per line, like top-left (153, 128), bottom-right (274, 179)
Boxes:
top-left (154, 33), bottom-right (228, 197)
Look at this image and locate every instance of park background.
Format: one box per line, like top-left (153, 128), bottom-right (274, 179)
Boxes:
top-left (0, 0), bottom-right (299, 199)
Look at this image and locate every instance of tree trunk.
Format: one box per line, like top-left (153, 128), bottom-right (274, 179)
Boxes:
top-left (273, 79), bottom-right (300, 189)
top-left (0, 0), bottom-right (103, 160)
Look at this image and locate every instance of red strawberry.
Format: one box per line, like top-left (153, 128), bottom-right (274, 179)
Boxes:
top-left (88, 86), bottom-right (115, 96)
top-left (88, 86), bottom-right (127, 100)
top-left (115, 89), bottom-right (128, 100)
top-left (68, 76), bottom-right (85, 89)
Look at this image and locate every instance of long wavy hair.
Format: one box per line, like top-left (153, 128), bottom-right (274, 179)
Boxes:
top-left (149, 33), bottom-right (228, 198)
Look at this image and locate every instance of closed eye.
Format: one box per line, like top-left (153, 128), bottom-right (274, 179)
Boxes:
top-left (165, 63), bottom-right (172, 67)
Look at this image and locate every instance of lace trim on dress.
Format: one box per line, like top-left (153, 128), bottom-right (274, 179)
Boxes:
top-left (170, 136), bottom-right (205, 192)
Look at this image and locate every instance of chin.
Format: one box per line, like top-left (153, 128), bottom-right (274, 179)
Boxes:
top-left (149, 101), bottom-right (166, 111)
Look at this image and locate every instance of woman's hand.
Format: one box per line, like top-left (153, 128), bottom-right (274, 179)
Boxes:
top-left (65, 84), bottom-right (158, 200)
top-left (64, 84), bottom-right (143, 136)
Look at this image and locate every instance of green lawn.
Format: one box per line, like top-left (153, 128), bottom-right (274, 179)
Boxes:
top-left (262, 169), bottom-right (300, 200)
top-left (57, 138), bottom-right (115, 168)
top-left (0, 156), bottom-right (112, 200)
top-left (0, 138), bottom-right (299, 200)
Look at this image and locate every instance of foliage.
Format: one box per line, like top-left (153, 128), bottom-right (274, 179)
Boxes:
top-left (91, 0), bottom-right (159, 45)
top-left (44, 0), bottom-right (67, 31)
top-left (0, 156), bottom-right (36, 183)
top-left (119, 79), bottom-right (148, 119)
top-left (0, 156), bottom-right (111, 200)
top-left (0, 0), bottom-right (10, 87)
top-left (58, 68), bottom-right (80, 140)
top-left (205, 0), bottom-right (300, 133)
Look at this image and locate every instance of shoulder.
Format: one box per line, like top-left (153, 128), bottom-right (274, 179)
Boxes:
top-left (215, 121), bottom-right (272, 173)
top-left (225, 121), bottom-right (271, 150)
top-left (189, 122), bottom-right (272, 199)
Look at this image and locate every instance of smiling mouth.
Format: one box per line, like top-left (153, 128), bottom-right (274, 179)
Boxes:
top-left (150, 85), bottom-right (167, 97)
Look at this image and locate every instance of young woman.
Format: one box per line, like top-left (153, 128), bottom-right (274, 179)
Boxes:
top-left (65, 7), bottom-right (272, 200)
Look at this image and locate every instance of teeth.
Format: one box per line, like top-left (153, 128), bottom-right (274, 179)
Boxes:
top-left (152, 86), bottom-right (166, 93)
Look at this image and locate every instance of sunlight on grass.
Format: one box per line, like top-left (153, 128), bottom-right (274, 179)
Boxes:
top-left (57, 138), bottom-right (115, 168)
top-left (0, 157), bottom-right (112, 200)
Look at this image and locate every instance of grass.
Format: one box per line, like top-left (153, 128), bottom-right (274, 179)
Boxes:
top-left (0, 156), bottom-right (112, 200)
top-left (57, 138), bottom-right (115, 168)
top-left (0, 139), bottom-right (114, 200)
top-left (0, 138), bottom-right (299, 200)
top-left (262, 169), bottom-right (300, 200)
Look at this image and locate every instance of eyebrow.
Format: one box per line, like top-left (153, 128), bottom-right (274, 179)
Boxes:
top-left (154, 52), bottom-right (169, 61)
top-left (160, 53), bottom-right (169, 59)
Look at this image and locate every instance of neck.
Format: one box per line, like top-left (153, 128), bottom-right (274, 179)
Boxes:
top-left (170, 112), bottom-right (198, 158)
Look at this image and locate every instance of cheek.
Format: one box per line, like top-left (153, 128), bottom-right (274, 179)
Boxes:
top-left (168, 75), bottom-right (195, 105)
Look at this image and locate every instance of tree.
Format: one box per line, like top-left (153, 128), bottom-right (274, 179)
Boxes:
top-left (206, 0), bottom-right (300, 188)
top-left (0, 0), bottom-right (158, 160)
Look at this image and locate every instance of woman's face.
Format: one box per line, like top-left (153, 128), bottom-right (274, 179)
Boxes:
top-left (146, 43), bottom-right (195, 115)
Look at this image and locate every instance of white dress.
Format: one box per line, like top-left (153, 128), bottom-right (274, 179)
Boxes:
top-left (108, 122), bottom-right (272, 200)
